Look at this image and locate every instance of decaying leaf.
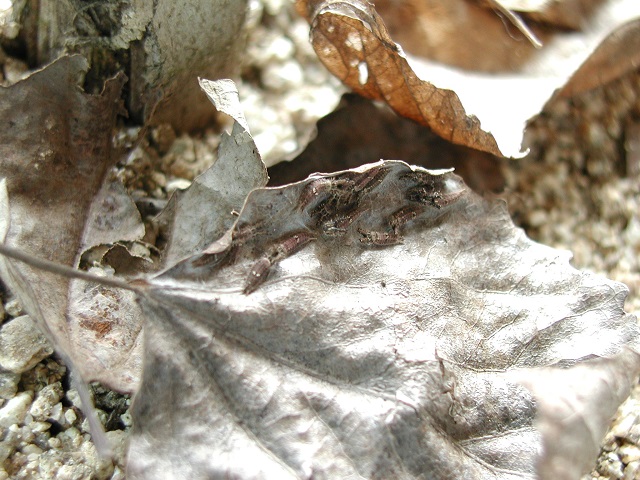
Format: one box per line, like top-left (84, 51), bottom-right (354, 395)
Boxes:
top-left (127, 160), bottom-right (640, 479)
top-left (370, 0), bottom-right (543, 71)
top-left (489, 0), bottom-right (603, 30)
top-left (297, 0), bottom-right (503, 157)
top-left (157, 78), bottom-right (268, 267)
top-left (0, 48), bottom-right (636, 476)
top-left (558, 18), bottom-right (640, 98)
top-left (0, 71), bottom-right (271, 397)
top-left (0, 55), bottom-right (143, 392)
top-left (373, 0), bottom-right (608, 66)
top-left (298, 0), bottom-right (640, 157)
top-left (82, 180), bottom-right (146, 251)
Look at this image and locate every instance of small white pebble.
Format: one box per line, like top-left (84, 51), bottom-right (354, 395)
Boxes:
top-left (29, 382), bottom-right (63, 422)
top-left (0, 441), bottom-right (12, 462)
top-left (64, 408), bottom-right (77, 426)
top-left (150, 171), bottom-right (167, 188)
top-left (4, 298), bottom-right (23, 318)
top-left (80, 417), bottom-right (90, 433)
top-left (165, 178), bottom-right (192, 193)
top-left (264, 35), bottom-right (295, 62)
top-left (262, 61), bottom-right (304, 91)
top-left (0, 371), bottom-right (19, 400)
top-left (65, 389), bottom-right (82, 410)
top-left (0, 315), bottom-right (53, 374)
top-left (18, 425), bottom-right (34, 444)
top-left (0, 391), bottom-right (33, 428)
top-left (29, 421), bottom-right (51, 433)
top-left (22, 444), bottom-right (43, 456)
top-left (527, 210), bottom-right (547, 228)
top-left (106, 430), bottom-right (129, 465)
top-left (624, 460), bottom-right (640, 480)
top-left (599, 452), bottom-right (624, 479)
top-left (50, 402), bottom-right (64, 424)
top-left (58, 427), bottom-right (83, 449)
top-left (611, 412), bottom-right (640, 438)
top-left (619, 444), bottom-right (640, 464)
top-left (626, 424), bottom-right (640, 445)
top-left (120, 411), bottom-right (133, 429)
top-left (57, 465), bottom-right (83, 480)
top-left (48, 437), bottom-right (61, 449)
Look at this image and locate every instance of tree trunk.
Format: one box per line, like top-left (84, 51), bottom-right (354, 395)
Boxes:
top-left (12, 0), bottom-right (250, 130)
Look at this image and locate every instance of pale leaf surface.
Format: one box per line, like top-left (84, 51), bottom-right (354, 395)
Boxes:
top-left (0, 55), bottom-right (143, 392)
top-left (128, 161), bottom-right (639, 479)
top-left (482, 0), bottom-right (602, 30)
top-left (156, 79), bottom-right (268, 267)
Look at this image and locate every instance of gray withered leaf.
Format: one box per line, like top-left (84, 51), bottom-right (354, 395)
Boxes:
top-left (0, 73), bottom-right (265, 397)
top-left (157, 78), bottom-right (268, 268)
top-left (128, 160), bottom-right (640, 479)
top-left (0, 55), bottom-right (144, 393)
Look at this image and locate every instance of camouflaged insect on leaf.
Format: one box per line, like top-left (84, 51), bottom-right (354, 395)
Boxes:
top-left (128, 160), bottom-right (640, 480)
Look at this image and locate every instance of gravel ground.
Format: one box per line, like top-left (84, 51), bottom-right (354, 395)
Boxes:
top-left (1, 1), bottom-right (640, 479)
top-left (501, 71), bottom-right (640, 480)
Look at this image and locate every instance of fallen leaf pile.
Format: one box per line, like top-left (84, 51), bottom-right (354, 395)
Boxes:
top-left (0, 1), bottom-right (639, 479)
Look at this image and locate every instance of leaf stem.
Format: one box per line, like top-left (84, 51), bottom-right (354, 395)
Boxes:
top-left (0, 243), bottom-right (138, 292)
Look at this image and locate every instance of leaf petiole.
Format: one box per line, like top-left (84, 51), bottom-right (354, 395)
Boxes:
top-left (0, 243), bottom-right (138, 292)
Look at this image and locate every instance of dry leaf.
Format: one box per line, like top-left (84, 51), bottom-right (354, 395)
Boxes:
top-left (0, 74), bottom-right (266, 397)
top-left (370, 0), bottom-right (630, 69)
top-left (157, 78), bottom-right (268, 267)
top-left (80, 179), bottom-right (148, 263)
top-left (371, 0), bottom-right (543, 71)
top-left (0, 55), bottom-right (143, 392)
top-left (128, 160), bottom-right (639, 479)
top-left (297, 0), bottom-right (502, 157)
top-left (298, 0), bottom-right (640, 157)
top-left (558, 18), bottom-right (640, 97)
top-left (490, 0), bottom-right (603, 29)
top-left (0, 58), bottom-right (636, 477)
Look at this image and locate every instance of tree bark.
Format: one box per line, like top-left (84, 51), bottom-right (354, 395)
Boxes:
top-left (15, 0), bottom-right (250, 130)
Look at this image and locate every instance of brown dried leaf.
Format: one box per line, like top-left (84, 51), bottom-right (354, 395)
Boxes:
top-left (128, 160), bottom-right (639, 479)
top-left (558, 18), bottom-right (640, 98)
top-left (370, 0), bottom-right (543, 71)
top-left (370, 0), bottom-right (617, 70)
top-left (298, 0), bottom-right (502, 157)
top-left (299, 0), bottom-right (640, 157)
